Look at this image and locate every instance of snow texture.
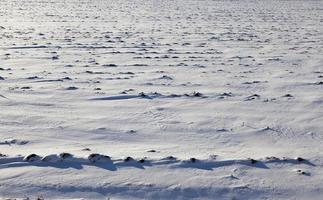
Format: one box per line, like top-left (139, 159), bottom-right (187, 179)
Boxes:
top-left (0, 0), bottom-right (323, 199)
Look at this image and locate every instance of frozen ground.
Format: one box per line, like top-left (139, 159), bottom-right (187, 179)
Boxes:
top-left (0, 0), bottom-right (323, 199)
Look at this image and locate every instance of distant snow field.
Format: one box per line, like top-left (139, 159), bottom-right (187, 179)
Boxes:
top-left (0, 0), bottom-right (323, 199)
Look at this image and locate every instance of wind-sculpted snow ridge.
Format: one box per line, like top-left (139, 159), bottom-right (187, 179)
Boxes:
top-left (90, 91), bottom-right (207, 100)
top-left (0, 153), bottom-right (316, 171)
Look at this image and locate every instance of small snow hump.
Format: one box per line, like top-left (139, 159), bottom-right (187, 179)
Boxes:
top-left (295, 157), bottom-right (305, 162)
top-left (24, 154), bottom-right (41, 162)
top-left (66, 86), bottom-right (78, 90)
top-left (52, 55), bottom-right (59, 60)
top-left (59, 152), bottom-right (73, 160)
top-left (1, 139), bottom-right (28, 145)
top-left (41, 154), bottom-right (62, 162)
top-left (0, 153), bottom-right (7, 157)
top-left (282, 94), bottom-right (293, 98)
top-left (248, 158), bottom-right (257, 164)
top-left (138, 92), bottom-right (148, 98)
top-left (265, 156), bottom-right (280, 161)
top-left (192, 92), bottom-right (203, 97)
top-left (124, 156), bottom-right (135, 162)
top-left (88, 153), bottom-right (111, 163)
top-left (295, 169), bottom-right (310, 176)
top-left (147, 149), bottom-right (156, 153)
top-left (163, 156), bottom-right (177, 160)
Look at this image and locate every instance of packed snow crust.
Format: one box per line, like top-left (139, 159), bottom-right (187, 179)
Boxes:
top-left (0, 0), bottom-right (323, 199)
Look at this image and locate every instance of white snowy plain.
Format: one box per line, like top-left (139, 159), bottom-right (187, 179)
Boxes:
top-left (0, 0), bottom-right (323, 199)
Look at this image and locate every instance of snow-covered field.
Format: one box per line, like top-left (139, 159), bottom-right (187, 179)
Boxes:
top-left (0, 0), bottom-right (323, 199)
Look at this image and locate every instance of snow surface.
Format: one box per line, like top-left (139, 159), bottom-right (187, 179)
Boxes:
top-left (0, 0), bottom-right (323, 199)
